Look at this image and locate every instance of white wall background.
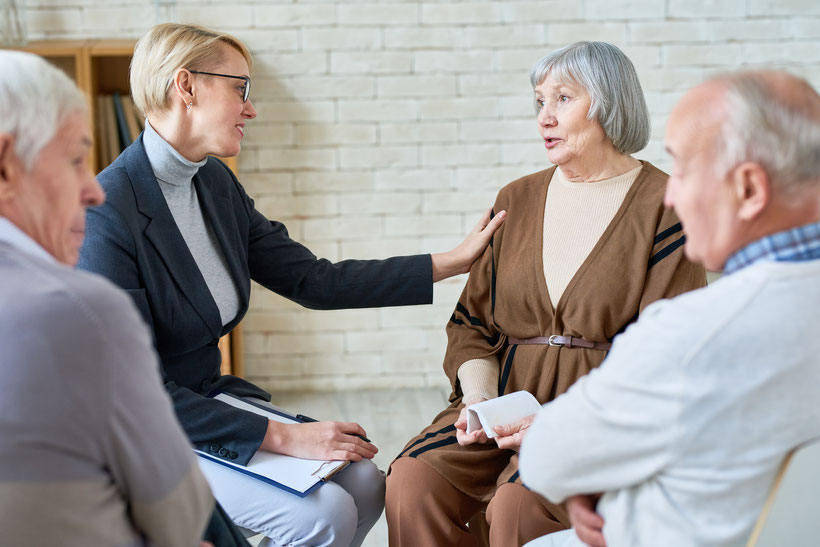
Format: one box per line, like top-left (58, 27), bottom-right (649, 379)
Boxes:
top-left (24, 0), bottom-right (820, 392)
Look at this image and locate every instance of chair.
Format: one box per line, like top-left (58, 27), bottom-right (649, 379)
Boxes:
top-left (746, 438), bottom-right (820, 547)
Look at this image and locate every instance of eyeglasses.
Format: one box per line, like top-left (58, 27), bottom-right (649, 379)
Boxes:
top-left (189, 70), bottom-right (251, 103)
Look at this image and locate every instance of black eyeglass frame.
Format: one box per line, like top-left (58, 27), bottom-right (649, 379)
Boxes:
top-left (189, 70), bottom-right (251, 102)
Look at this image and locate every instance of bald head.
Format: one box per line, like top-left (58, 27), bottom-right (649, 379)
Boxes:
top-left (664, 70), bottom-right (820, 271)
top-left (714, 71), bottom-right (820, 193)
top-left (735, 70), bottom-right (820, 119)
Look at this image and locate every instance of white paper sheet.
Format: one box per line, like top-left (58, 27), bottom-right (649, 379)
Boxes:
top-left (466, 391), bottom-right (542, 438)
top-left (195, 393), bottom-right (348, 496)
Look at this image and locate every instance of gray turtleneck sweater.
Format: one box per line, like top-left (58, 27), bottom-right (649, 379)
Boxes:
top-left (143, 121), bottom-right (240, 327)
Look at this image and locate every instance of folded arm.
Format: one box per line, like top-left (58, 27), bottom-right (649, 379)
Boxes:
top-left (519, 303), bottom-right (686, 503)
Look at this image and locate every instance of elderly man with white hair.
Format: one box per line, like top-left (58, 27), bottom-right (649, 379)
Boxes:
top-left (0, 50), bottom-right (214, 546)
top-left (520, 70), bottom-right (820, 547)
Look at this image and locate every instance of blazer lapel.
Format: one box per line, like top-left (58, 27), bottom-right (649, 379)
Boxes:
top-left (194, 161), bottom-right (251, 332)
top-left (124, 136), bottom-right (223, 339)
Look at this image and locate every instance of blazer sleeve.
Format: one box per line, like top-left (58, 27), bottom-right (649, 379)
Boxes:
top-left (233, 180), bottom-right (434, 310)
top-left (80, 191), bottom-right (269, 466)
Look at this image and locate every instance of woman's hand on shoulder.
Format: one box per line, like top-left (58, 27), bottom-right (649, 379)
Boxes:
top-left (431, 208), bottom-right (507, 282)
top-left (454, 397), bottom-right (492, 446)
top-left (261, 420), bottom-right (378, 461)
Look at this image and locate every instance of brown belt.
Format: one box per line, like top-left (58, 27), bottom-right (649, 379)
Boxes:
top-left (507, 335), bottom-right (611, 351)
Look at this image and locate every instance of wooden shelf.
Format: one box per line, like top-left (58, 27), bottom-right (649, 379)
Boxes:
top-left (9, 39), bottom-right (243, 377)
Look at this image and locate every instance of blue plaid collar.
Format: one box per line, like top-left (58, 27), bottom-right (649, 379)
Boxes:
top-left (723, 221), bottom-right (820, 275)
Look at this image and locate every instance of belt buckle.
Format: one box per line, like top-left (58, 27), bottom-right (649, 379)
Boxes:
top-left (548, 335), bottom-right (563, 347)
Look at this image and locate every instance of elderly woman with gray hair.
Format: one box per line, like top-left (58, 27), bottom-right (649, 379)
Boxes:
top-left (386, 41), bottom-right (706, 546)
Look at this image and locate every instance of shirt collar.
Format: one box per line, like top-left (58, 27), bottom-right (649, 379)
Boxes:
top-left (723, 220), bottom-right (820, 275)
top-left (0, 217), bottom-right (56, 263)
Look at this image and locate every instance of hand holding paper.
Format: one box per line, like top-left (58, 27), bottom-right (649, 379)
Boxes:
top-left (465, 391), bottom-right (541, 447)
top-left (455, 398), bottom-right (491, 446)
top-left (493, 415), bottom-right (535, 450)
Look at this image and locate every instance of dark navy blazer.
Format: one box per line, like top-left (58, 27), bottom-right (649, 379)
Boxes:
top-left (78, 136), bottom-right (433, 465)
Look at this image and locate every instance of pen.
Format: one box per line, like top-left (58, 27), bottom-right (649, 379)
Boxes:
top-left (296, 414), bottom-right (371, 443)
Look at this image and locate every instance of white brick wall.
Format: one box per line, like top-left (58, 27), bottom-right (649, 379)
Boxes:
top-left (23, 0), bottom-right (820, 391)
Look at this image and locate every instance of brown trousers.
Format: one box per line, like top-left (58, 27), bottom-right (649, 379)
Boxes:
top-left (386, 457), bottom-right (566, 547)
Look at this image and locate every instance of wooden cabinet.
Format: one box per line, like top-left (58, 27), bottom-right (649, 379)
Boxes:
top-left (12, 39), bottom-right (244, 378)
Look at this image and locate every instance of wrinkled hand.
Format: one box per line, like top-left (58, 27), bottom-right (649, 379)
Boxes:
top-left (492, 414), bottom-right (535, 450)
top-left (431, 208), bottom-right (507, 282)
top-left (262, 420), bottom-right (378, 462)
top-left (567, 494), bottom-right (606, 547)
top-left (454, 398), bottom-right (491, 446)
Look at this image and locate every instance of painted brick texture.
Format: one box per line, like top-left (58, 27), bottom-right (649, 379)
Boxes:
top-left (23, 1), bottom-right (820, 391)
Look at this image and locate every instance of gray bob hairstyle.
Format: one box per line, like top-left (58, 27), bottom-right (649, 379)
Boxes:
top-left (530, 41), bottom-right (650, 155)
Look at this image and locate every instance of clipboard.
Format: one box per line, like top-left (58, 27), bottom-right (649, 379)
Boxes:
top-left (195, 393), bottom-right (350, 497)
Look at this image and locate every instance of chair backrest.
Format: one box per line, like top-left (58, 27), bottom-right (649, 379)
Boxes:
top-left (746, 438), bottom-right (820, 547)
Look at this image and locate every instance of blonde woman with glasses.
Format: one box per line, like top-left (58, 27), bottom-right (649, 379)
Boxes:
top-left (78, 23), bottom-right (504, 547)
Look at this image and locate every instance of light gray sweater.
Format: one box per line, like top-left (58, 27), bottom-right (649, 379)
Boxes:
top-left (143, 121), bottom-right (240, 326)
top-left (521, 259), bottom-right (820, 547)
top-left (0, 218), bottom-right (213, 546)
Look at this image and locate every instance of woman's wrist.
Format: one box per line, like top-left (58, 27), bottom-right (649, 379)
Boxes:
top-left (430, 251), bottom-right (461, 282)
top-left (260, 419), bottom-right (285, 452)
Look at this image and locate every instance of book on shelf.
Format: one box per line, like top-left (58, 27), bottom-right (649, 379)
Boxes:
top-left (100, 95), bottom-right (120, 167)
top-left (96, 93), bottom-right (146, 169)
top-left (121, 95), bottom-right (142, 141)
top-left (95, 95), bottom-right (110, 170)
top-left (112, 92), bottom-right (131, 150)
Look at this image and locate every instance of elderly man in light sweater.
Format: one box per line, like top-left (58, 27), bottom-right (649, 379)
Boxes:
top-left (518, 70), bottom-right (820, 547)
top-left (0, 50), bottom-right (215, 547)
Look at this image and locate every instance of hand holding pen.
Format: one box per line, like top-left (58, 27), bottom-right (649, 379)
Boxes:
top-left (260, 415), bottom-right (377, 462)
top-left (297, 414), bottom-right (372, 443)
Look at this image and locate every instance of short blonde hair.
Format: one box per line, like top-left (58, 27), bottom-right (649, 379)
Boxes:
top-left (130, 23), bottom-right (252, 116)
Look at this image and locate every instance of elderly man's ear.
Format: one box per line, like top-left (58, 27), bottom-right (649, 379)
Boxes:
top-left (731, 161), bottom-right (770, 221)
top-left (0, 133), bottom-right (21, 203)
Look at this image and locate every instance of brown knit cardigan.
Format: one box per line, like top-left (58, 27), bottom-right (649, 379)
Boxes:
top-left (393, 162), bottom-right (707, 526)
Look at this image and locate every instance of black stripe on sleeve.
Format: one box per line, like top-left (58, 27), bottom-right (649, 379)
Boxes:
top-left (455, 302), bottom-right (485, 328)
top-left (648, 235), bottom-right (686, 270)
top-left (653, 222), bottom-right (682, 245)
top-left (409, 436), bottom-right (458, 458)
top-left (489, 209), bottom-right (495, 249)
top-left (450, 303), bottom-right (500, 346)
top-left (397, 424), bottom-right (456, 458)
top-left (490, 209), bottom-right (497, 315)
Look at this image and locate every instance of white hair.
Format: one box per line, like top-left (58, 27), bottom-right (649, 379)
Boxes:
top-left (530, 41), bottom-right (650, 155)
top-left (718, 72), bottom-right (820, 193)
top-left (0, 51), bottom-right (87, 170)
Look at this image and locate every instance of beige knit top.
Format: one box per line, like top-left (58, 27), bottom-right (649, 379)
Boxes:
top-left (457, 165), bottom-right (643, 404)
